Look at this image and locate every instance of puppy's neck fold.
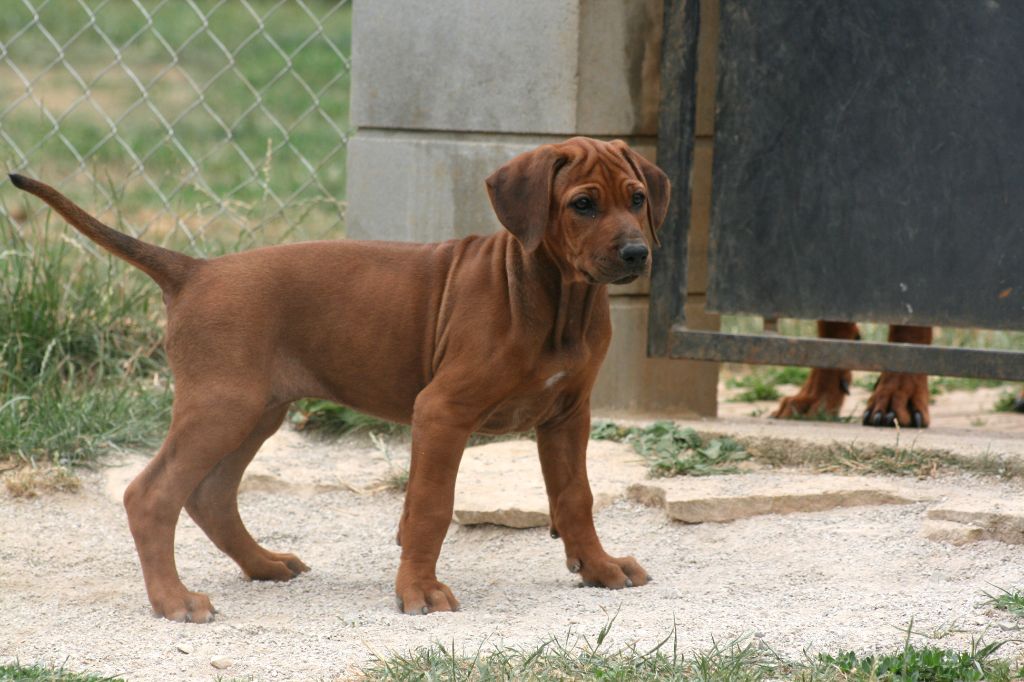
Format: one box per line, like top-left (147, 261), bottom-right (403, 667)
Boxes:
top-left (506, 236), bottom-right (604, 352)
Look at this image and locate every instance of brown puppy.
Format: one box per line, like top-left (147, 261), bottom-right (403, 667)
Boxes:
top-left (10, 136), bottom-right (665, 622)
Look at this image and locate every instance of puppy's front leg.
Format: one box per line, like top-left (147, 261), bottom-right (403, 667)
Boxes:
top-left (537, 405), bottom-right (648, 589)
top-left (394, 390), bottom-right (471, 615)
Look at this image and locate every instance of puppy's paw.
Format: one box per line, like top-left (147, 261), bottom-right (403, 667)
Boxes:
top-left (772, 368), bottom-right (850, 420)
top-left (396, 579), bottom-right (460, 615)
top-left (863, 372), bottom-right (929, 428)
top-left (569, 554), bottom-right (649, 589)
top-left (245, 551), bottom-right (310, 581)
top-left (153, 590), bottom-right (216, 624)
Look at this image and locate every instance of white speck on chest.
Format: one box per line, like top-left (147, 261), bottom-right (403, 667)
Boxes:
top-left (544, 371), bottom-right (567, 389)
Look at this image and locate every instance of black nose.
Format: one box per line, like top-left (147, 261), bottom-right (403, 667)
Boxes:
top-left (619, 243), bottom-right (649, 267)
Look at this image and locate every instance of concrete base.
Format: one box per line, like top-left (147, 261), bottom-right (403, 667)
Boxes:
top-left (592, 296), bottom-right (718, 417)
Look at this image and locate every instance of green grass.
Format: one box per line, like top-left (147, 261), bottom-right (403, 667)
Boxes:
top-left (593, 420), bottom-right (1024, 480)
top-left (726, 366), bottom-right (810, 402)
top-left (929, 376), bottom-right (1007, 395)
top-left (290, 399), bottom-right (403, 438)
top-left (1, 0), bottom-right (351, 243)
top-left (0, 214), bottom-right (171, 465)
top-left (360, 618), bottom-right (1022, 682)
top-left (592, 421), bottom-right (749, 477)
top-left (994, 391), bottom-right (1020, 413)
top-left (362, 618), bottom-right (788, 682)
top-left (740, 434), bottom-right (1024, 479)
top-left (815, 640), bottom-right (1014, 682)
top-left (0, 3), bottom-right (351, 464)
top-left (0, 663), bottom-right (121, 681)
top-left (729, 377), bottom-right (780, 403)
top-left (983, 586), bottom-right (1024, 618)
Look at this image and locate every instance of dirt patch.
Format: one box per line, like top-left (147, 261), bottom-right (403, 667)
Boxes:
top-left (4, 420), bottom-right (1024, 681)
top-left (2, 463), bottom-right (80, 498)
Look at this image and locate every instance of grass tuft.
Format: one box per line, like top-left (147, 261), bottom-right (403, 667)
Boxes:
top-left (726, 366), bottom-right (809, 402)
top-left (3, 464), bottom-right (80, 498)
top-left (930, 375), bottom-right (1007, 395)
top-left (369, 432), bottom-right (409, 493)
top-left (0, 662), bottom-right (122, 681)
top-left (983, 585), bottom-right (1024, 618)
top-left (736, 434), bottom-right (1024, 479)
top-left (290, 399), bottom-right (405, 438)
top-left (360, 619), bottom-right (786, 682)
top-left (993, 390), bottom-right (1019, 413)
top-left (815, 621), bottom-right (1013, 682)
top-left (592, 421), bottom-right (749, 477)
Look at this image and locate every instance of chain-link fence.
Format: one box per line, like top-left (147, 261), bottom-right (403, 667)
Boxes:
top-left (0, 0), bottom-right (351, 252)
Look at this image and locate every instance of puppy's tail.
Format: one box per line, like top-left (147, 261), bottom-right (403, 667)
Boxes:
top-left (9, 173), bottom-right (200, 295)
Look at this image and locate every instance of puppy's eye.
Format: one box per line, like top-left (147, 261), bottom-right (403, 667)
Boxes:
top-left (632, 191), bottom-right (646, 207)
top-left (572, 196), bottom-right (594, 212)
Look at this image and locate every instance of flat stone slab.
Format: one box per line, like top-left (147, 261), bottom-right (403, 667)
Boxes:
top-left (927, 497), bottom-right (1024, 545)
top-left (453, 439), bottom-right (646, 528)
top-left (922, 519), bottom-right (989, 546)
top-left (629, 473), bottom-right (920, 524)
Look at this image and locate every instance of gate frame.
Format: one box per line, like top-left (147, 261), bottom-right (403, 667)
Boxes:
top-left (647, 0), bottom-right (1024, 382)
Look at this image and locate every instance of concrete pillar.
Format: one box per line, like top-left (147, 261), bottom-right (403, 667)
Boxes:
top-left (347, 0), bottom-right (718, 417)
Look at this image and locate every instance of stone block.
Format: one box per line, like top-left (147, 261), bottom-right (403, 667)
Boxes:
top-left (629, 473), bottom-right (918, 523)
top-left (921, 519), bottom-right (988, 546)
top-left (351, 0), bottom-right (661, 135)
top-left (927, 498), bottom-right (1024, 545)
top-left (452, 439), bottom-right (647, 528)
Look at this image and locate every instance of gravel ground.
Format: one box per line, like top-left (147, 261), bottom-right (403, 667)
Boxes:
top-left (4, 428), bottom-right (1024, 681)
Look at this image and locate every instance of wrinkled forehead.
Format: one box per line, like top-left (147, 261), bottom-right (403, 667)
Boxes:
top-left (553, 139), bottom-right (639, 193)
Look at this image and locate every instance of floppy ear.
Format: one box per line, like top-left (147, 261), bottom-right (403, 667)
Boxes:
top-left (485, 145), bottom-right (564, 252)
top-left (615, 142), bottom-right (671, 247)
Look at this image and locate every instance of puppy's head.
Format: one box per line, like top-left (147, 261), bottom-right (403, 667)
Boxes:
top-left (485, 136), bottom-right (670, 285)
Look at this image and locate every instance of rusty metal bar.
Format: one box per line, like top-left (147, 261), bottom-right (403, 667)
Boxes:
top-left (669, 328), bottom-right (1024, 380)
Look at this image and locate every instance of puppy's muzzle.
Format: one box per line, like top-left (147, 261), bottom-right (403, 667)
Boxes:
top-left (618, 242), bottom-right (650, 271)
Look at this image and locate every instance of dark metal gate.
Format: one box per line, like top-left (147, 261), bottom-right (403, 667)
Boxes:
top-left (649, 0), bottom-right (1024, 380)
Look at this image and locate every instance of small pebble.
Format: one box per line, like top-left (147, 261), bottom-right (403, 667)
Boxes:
top-left (210, 655), bottom-right (232, 670)
top-left (175, 642), bottom-right (193, 655)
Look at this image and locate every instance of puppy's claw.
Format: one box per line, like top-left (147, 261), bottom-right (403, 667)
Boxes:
top-left (871, 411), bottom-right (883, 427)
top-left (568, 559), bottom-right (582, 574)
top-left (550, 528), bottom-right (559, 539)
top-left (883, 410), bottom-right (896, 427)
top-left (396, 597), bottom-right (404, 613)
top-left (421, 606), bottom-right (428, 615)
top-left (913, 411), bottom-right (924, 428)
top-left (625, 578), bottom-right (633, 588)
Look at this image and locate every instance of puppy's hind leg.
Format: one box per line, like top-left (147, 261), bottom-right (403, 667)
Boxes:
top-left (123, 391), bottom-right (268, 623)
top-left (185, 404), bottom-right (311, 581)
